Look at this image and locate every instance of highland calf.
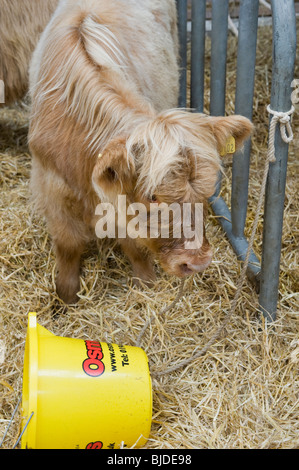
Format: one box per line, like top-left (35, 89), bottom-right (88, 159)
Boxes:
top-left (29, 0), bottom-right (253, 303)
top-left (0, 0), bottom-right (58, 105)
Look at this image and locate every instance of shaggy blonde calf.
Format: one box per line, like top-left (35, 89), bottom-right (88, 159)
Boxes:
top-left (29, 0), bottom-right (253, 303)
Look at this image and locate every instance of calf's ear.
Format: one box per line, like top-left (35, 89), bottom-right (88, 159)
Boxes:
top-left (92, 137), bottom-right (135, 200)
top-left (208, 115), bottom-right (254, 154)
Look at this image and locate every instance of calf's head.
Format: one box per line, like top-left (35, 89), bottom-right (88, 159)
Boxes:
top-left (92, 110), bottom-right (253, 277)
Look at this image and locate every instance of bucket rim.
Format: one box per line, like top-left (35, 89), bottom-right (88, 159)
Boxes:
top-left (21, 312), bottom-right (39, 448)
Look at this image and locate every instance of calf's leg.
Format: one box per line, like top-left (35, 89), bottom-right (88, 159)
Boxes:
top-left (30, 157), bottom-right (90, 303)
top-left (54, 239), bottom-right (84, 304)
top-left (119, 238), bottom-right (156, 287)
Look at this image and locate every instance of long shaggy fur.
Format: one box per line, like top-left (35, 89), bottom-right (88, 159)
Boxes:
top-left (0, 0), bottom-right (58, 105)
top-left (29, 0), bottom-right (178, 150)
top-left (29, 0), bottom-right (253, 303)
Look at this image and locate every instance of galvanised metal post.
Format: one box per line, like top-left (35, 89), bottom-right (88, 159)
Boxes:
top-left (209, 0), bottom-right (229, 212)
top-left (231, 0), bottom-right (259, 239)
top-left (259, 0), bottom-right (296, 321)
top-left (209, 0), bottom-right (261, 287)
top-left (176, 0), bottom-right (188, 108)
top-left (191, 0), bottom-right (206, 112)
top-left (210, 0), bottom-right (229, 116)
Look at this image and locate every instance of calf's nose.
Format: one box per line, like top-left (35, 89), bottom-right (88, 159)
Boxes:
top-left (178, 250), bottom-right (213, 276)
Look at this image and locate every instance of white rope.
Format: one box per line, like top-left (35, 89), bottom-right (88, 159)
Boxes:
top-left (267, 105), bottom-right (295, 162)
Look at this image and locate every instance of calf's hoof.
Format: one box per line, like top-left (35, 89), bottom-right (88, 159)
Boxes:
top-left (55, 275), bottom-right (80, 304)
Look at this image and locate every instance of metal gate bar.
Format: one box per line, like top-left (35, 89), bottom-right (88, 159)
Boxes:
top-left (210, 0), bottom-right (229, 117)
top-left (259, 0), bottom-right (296, 321)
top-left (175, 0), bottom-right (297, 321)
top-left (190, 0), bottom-right (206, 112)
top-left (208, 0), bottom-right (261, 287)
top-left (232, 0), bottom-right (259, 240)
top-left (177, 0), bottom-right (188, 107)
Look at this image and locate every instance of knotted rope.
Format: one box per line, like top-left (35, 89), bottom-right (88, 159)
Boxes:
top-left (267, 105), bottom-right (295, 161)
top-left (138, 104), bottom-right (295, 377)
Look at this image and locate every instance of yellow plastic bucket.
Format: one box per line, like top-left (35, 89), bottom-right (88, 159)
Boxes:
top-left (21, 313), bottom-right (152, 449)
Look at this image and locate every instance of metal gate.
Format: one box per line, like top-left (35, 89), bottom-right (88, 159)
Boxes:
top-left (176, 0), bottom-right (297, 321)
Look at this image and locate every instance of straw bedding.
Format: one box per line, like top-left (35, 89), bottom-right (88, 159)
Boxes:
top-left (0, 22), bottom-right (298, 449)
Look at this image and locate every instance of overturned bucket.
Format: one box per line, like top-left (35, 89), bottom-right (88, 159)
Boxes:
top-left (21, 312), bottom-right (152, 449)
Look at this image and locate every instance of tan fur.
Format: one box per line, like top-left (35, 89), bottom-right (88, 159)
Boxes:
top-left (29, 0), bottom-right (253, 303)
top-left (0, 0), bottom-right (58, 105)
